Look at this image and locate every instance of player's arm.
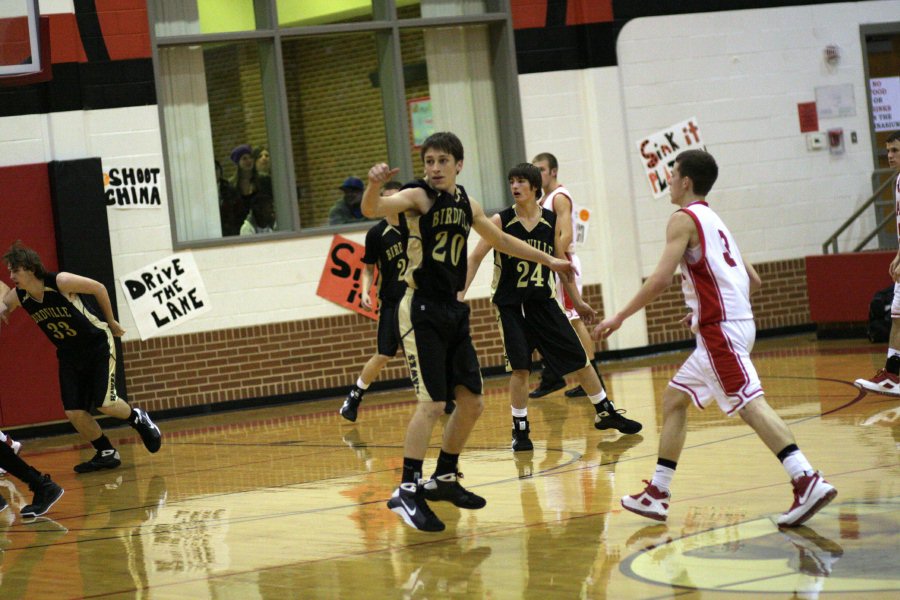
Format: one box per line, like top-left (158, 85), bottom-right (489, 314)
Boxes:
top-left (361, 163), bottom-right (429, 218)
top-left (592, 211), bottom-right (694, 340)
top-left (361, 264), bottom-right (375, 309)
top-left (0, 281), bottom-right (20, 328)
top-left (470, 199), bottom-right (574, 277)
top-left (744, 258), bottom-right (762, 296)
top-left (553, 192), bottom-right (574, 253)
top-left (552, 216), bottom-right (595, 324)
top-left (890, 249), bottom-right (900, 282)
top-left (56, 272), bottom-right (125, 337)
top-left (461, 214), bottom-right (500, 299)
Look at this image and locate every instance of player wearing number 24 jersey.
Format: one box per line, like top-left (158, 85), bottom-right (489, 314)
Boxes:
top-left (593, 150), bottom-right (835, 528)
top-left (361, 132), bottom-right (577, 532)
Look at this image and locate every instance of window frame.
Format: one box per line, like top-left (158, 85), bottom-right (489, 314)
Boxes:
top-left (148, 0), bottom-right (524, 249)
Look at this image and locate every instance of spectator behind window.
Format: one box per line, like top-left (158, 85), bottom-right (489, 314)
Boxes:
top-left (216, 159), bottom-right (243, 237)
top-left (240, 193), bottom-right (277, 236)
top-left (328, 176), bottom-right (368, 225)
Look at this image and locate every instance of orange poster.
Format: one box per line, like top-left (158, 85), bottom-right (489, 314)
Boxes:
top-left (316, 235), bottom-right (379, 321)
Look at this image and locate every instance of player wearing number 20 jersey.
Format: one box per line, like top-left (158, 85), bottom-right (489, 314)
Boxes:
top-left (398, 179), bottom-right (482, 402)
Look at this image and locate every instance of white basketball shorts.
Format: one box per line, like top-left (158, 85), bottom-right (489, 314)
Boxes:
top-left (669, 319), bottom-right (763, 416)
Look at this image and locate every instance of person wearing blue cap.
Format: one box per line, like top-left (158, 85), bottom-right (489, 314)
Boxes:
top-left (329, 176), bottom-right (369, 225)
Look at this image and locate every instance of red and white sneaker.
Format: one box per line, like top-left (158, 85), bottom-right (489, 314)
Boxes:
top-left (0, 438), bottom-right (22, 476)
top-left (621, 480), bottom-right (670, 521)
top-left (777, 471), bottom-right (837, 528)
top-left (854, 369), bottom-right (900, 396)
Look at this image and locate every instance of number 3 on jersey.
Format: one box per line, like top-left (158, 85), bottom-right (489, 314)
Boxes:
top-left (718, 230), bottom-right (738, 267)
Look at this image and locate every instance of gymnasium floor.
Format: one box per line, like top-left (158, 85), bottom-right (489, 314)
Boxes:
top-left (0, 334), bottom-right (898, 599)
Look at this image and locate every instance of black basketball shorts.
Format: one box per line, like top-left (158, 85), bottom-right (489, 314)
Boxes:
top-left (495, 298), bottom-right (589, 376)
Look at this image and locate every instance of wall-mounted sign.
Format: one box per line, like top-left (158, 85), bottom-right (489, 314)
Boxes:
top-left (121, 253), bottom-right (211, 340)
top-left (103, 161), bottom-right (164, 208)
top-left (408, 97), bottom-right (434, 148)
top-left (815, 83), bottom-right (856, 118)
top-left (636, 117), bottom-right (705, 199)
top-left (870, 77), bottom-right (900, 132)
top-left (316, 235), bottom-right (379, 321)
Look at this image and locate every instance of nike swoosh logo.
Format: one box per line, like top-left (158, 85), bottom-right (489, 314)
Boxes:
top-left (400, 498), bottom-right (417, 516)
top-left (798, 475), bottom-right (819, 504)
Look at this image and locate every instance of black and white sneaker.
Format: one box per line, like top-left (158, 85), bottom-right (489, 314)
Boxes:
top-left (387, 483), bottom-right (445, 532)
top-left (21, 474), bottom-right (64, 518)
top-left (422, 472), bottom-right (487, 509)
top-left (594, 400), bottom-right (642, 434)
top-left (74, 449), bottom-right (121, 473)
top-left (511, 418), bottom-right (533, 452)
top-left (340, 387), bottom-right (364, 422)
top-left (132, 408), bottom-right (162, 453)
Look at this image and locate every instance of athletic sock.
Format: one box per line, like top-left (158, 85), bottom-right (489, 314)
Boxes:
top-left (778, 445), bottom-right (813, 480)
top-left (589, 390), bottom-right (608, 411)
top-left (434, 450), bottom-right (459, 476)
top-left (511, 406), bottom-right (527, 418)
top-left (651, 459), bottom-right (677, 493)
top-left (356, 378), bottom-right (370, 390)
top-left (91, 435), bottom-right (115, 452)
top-left (402, 457), bottom-right (424, 485)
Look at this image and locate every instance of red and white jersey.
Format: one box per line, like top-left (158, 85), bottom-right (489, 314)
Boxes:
top-left (895, 173), bottom-right (900, 243)
top-left (540, 185), bottom-right (577, 254)
top-left (679, 201), bottom-right (753, 326)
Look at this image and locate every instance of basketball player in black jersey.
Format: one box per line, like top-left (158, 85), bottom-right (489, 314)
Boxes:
top-left (0, 242), bottom-right (162, 473)
top-left (463, 163), bottom-right (642, 452)
top-left (361, 132), bottom-right (576, 532)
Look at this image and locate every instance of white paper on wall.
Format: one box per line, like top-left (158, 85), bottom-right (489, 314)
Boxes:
top-left (870, 77), bottom-right (900, 132)
top-left (636, 117), bottom-right (705, 199)
top-left (121, 253), bottom-right (211, 340)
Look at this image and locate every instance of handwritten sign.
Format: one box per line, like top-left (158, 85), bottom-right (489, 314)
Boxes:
top-left (316, 235), bottom-right (379, 321)
top-left (870, 77), bottom-right (900, 132)
top-left (121, 253), bottom-right (211, 340)
top-left (636, 117), bottom-right (705, 199)
top-left (103, 162), bottom-right (164, 209)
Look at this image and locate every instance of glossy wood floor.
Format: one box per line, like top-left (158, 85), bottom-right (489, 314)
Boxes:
top-left (1, 334), bottom-right (898, 599)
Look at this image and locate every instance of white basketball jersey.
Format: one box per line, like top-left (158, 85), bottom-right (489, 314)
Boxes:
top-left (540, 185), bottom-right (576, 254)
top-left (679, 202), bottom-right (753, 326)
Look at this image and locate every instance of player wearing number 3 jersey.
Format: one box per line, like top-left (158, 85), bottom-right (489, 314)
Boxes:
top-left (362, 132), bottom-right (576, 532)
top-left (0, 242), bottom-right (162, 474)
top-left (592, 150), bottom-right (835, 528)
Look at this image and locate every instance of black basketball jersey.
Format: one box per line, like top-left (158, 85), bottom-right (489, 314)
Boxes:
top-left (491, 205), bottom-right (557, 305)
top-left (16, 272), bottom-right (109, 356)
top-left (362, 216), bottom-right (408, 302)
top-left (401, 179), bottom-right (473, 299)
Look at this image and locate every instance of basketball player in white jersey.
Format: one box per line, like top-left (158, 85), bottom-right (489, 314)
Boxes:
top-left (855, 131), bottom-right (900, 396)
top-left (530, 153), bottom-right (599, 398)
top-left (593, 150), bottom-right (836, 528)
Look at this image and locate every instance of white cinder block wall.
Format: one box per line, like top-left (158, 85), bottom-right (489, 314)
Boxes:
top-left (1, 1), bottom-right (895, 350)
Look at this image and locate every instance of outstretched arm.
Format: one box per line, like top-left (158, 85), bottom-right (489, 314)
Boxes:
top-left (592, 211), bottom-right (694, 340)
top-left (56, 272), bottom-right (126, 337)
top-left (470, 199), bottom-right (575, 278)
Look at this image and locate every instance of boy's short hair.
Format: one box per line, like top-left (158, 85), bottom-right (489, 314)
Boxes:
top-left (887, 131), bottom-right (900, 144)
top-left (675, 150), bottom-right (718, 196)
top-left (531, 152), bottom-right (558, 172)
top-left (421, 131), bottom-right (464, 162)
top-left (507, 163), bottom-right (543, 199)
top-left (3, 241), bottom-right (47, 279)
